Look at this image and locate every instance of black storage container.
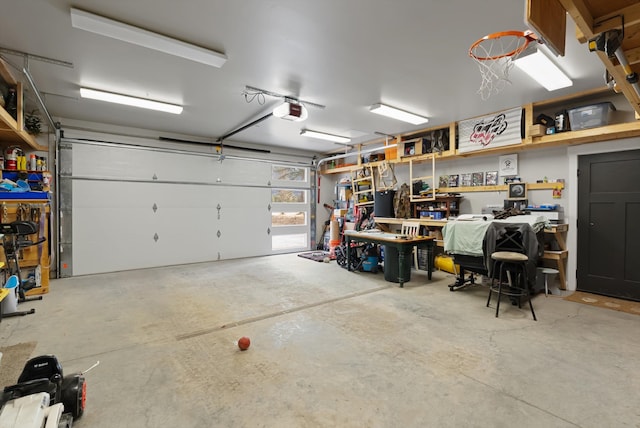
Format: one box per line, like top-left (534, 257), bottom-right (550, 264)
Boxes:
top-left (383, 245), bottom-right (413, 283)
top-left (374, 190), bottom-right (396, 218)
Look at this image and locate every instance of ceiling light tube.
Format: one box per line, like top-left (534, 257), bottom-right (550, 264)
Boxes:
top-left (80, 88), bottom-right (183, 114)
top-left (300, 129), bottom-right (351, 144)
top-left (513, 46), bottom-right (572, 91)
top-left (70, 8), bottom-right (227, 68)
top-left (369, 103), bottom-right (429, 125)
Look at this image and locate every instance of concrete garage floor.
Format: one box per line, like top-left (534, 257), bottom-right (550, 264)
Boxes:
top-left (1, 254), bottom-right (639, 428)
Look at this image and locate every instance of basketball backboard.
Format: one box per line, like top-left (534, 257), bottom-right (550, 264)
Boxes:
top-left (526, 0), bottom-right (567, 56)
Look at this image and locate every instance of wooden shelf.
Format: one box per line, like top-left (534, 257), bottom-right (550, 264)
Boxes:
top-left (0, 60), bottom-right (48, 152)
top-left (542, 223), bottom-right (569, 290)
top-left (319, 88), bottom-right (640, 176)
top-left (437, 182), bottom-right (564, 193)
top-left (559, 1), bottom-right (640, 117)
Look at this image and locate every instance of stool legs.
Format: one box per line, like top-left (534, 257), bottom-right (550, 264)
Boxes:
top-left (544, 272), bottom-right (554, 297)
top-left (487, 260), bottom-right (536, 321)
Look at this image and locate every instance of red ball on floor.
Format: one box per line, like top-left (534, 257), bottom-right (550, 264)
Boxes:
top-left (238, 336), bottom-right (251, 351)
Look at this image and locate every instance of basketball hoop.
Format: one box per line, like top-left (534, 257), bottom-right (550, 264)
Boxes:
top-left (469, 30), bottom-right (538, 100)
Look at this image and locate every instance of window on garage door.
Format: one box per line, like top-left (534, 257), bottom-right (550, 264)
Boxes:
top-left (270, 165), bottom-right (310, 252)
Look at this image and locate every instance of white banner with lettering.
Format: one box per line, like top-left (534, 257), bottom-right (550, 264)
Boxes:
top-left (457, 107), bottom-right (523, 154)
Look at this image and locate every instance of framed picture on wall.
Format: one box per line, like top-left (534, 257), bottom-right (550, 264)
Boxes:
top-left (507, 182), bottom-right (527, 200)
top-left (472, 172), bottom-right (484, 186)
top-left (448, 174), bottom-right (459, 187)
top-left (485, 171), bottom-right (498, 186)
top-left (439, 175), bottom-right (449, 188)
top-left (460, 173), bottom-right (472, 187)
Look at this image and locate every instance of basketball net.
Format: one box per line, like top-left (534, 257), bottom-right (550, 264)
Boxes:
top-left (469, 31), bottom-right (538, 100)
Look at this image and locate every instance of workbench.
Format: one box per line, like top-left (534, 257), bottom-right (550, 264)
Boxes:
top-left (344, 230), bottom-right (435, 287)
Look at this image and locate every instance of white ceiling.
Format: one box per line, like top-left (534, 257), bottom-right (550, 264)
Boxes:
top-left (0, 0), bottom-right (607, 155)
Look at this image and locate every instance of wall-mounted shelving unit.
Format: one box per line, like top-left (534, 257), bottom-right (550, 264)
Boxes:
top-left (319, 88), bottom-right (640, 176)
top-left (409, 155), bottom-right (435, 202)
top-left (350, 166), bottom-right (375, 207)
top-left (437, 181), bottom-right (564, 194)
top-left (0, 59), bottom-right (48, 152)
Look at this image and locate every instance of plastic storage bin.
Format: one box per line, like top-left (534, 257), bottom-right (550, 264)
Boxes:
top-left (567, 102), bottom-right (615, 130)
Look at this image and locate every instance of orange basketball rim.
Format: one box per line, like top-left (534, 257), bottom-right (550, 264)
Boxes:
top-left (469, 30), bottom-right (539, 61)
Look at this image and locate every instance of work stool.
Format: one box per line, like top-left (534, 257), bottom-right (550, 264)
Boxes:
top-left (486, 251), bottom-right (537, 321)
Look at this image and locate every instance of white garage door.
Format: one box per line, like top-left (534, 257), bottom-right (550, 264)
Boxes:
top-left (58, 136), bottom-right (311, 276)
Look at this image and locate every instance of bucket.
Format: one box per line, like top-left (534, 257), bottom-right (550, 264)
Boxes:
top-left (435, 255), bottom-right (460, 274)
top-left (2, 275), bottom-right (19, 314)
top-left (328, 239), bottom-right (341, 258)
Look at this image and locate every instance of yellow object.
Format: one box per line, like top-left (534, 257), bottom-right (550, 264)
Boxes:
top-left (435, 255), bottom-right (460, 274)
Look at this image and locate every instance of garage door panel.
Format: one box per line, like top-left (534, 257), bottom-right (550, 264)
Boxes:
top-left (61, 138), bottom-right (309, 276)
top-left (71, 143), bottom-right (272, 186)
top-left (73, 182), bottom-right (157, 274)
top-left (72, 180), bottom-right (222, 274)
top-left (218, 158), bottom-right (271, 186)
top-left (217, 187), bottom-right (271, 258)
top-left (71, 142), bottom-right (224, 182)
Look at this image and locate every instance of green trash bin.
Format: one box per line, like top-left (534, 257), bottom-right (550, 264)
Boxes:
top-left (383, 245), bottom-right (413, 283)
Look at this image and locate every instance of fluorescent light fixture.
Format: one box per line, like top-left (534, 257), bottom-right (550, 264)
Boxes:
top-left (80, 88), bottom-right (183, 114)
top-left (513, 45), bottom-right (572, 91)
top-left (70, 7), bottom-right (227, 68)
top-left (301, 129), bottom-right (351, 144)
top-left (273, 101), bottom-right (308, 122)
top-left (369, 103), bottom-right (429, 125)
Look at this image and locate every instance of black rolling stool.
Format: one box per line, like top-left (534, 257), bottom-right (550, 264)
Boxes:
top-left (486, 250), bottom-right (537, 321)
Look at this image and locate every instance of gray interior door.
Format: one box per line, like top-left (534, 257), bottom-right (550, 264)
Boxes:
top-left (577, 149), bottom-right (640, 301)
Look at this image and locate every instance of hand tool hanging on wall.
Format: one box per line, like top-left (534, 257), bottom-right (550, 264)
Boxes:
top-left (16, 203), bottom-right (29, 221)
top-left (30, 206), bottom-right (41, 227)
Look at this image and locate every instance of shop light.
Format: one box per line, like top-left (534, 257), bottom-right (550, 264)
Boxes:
top-left (513, 45), bottom-right (573, 91)
top-left (80, 88), bottom-right (183, 114)
top-left (369, 103), bottom-right (429, 125)
top-left (70, 7), bottom-right (227, 68)
top-left (300, 129), bottom-right (351, 144)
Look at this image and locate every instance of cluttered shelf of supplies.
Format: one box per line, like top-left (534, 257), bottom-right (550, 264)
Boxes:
top-left (0, 59), bottom-right (48, 151)
top-left (319, 88), bottom-right (640, 176)
top-left (0, 165), bottom-right (52, 296)
top-left (0, 200), bottom-right (51, 295)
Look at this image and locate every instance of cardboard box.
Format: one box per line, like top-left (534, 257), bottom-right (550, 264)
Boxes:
top-left (400, 137), bottom-right (425, 157)
top-left (333, 209), bottom-right (347, 218)
top-left (528, 124), bottom-right (546, 137)
top-left (344, 222), bottom-right (356, 231)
